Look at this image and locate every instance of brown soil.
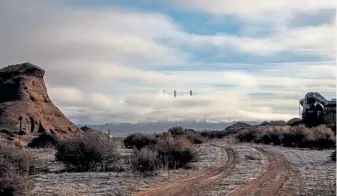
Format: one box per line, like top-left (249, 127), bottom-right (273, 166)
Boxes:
top-left (134, 146), bottom-right (237, 196)
top-left (228, 147), bottom-right (303, 196)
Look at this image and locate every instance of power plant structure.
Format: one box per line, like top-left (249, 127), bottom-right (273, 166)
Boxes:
top-left (164, 90), bottom-right (193, 97)
top-left (299, 92), bottom-right (336, 127)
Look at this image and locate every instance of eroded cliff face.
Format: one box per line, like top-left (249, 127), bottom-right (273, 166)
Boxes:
top-left (0, 62), bottom-right (82, 142)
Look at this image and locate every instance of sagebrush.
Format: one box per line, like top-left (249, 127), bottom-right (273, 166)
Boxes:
top-left (131, 147), bottom-right (158, 176)
top-left (236, 125), bottom-right (335, 149)
top-left (56, 132), bottom-right (119, 172)
top-left (123, 133), bottom-right (157, 150)
top-left (0, 144), bottom-right (36, 196)
top-left (155, 135), bottom-right (197, 169)
top-left (28, 133), bottom-right (59, 148)
top-left (129, 133), bottom-right (198, 175)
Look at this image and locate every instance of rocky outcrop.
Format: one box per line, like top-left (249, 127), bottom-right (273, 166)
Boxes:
top-left (225, 122), bottom-right (252, 131)
top-left (0, 62), bottom-right (82, 142)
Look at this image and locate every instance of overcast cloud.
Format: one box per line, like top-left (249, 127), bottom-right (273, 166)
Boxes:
top-left (0, 0), bottom-right (335, 124)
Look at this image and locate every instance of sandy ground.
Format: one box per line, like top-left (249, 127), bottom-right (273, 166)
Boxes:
top-left (29, 140), bottom-right (336, 196)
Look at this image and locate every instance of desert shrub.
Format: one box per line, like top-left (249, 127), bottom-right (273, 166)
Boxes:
top-left (168, 126), bottom-right (184, 136)
top-left (27, 133), bottom-right (59, 148)
top-left (154, 131), bottom-right (172, 139)
top-left (155, 135), bottom-right (197, 169)
top-left (236, 129), bottom-right (259, 142)
top-left (184, 130), bottom-right (204, 144)
top-left (200, 130), bottom-right (227, 139)
top-left (259, 134), bottom-right (273, 144)
top-left (236, 125), bottom-right (335, 149)
top-left (131, 147), bottom-right (158, 176)
top-left (287, 118), bottom-right (302, 126)
top-left (0, 145), bottom-right (36, 175)
top-left (328, 125), bottom-right (336, 134)
top-left (127, 129), bottom-right (199, 175)
top-left (254, 128), bottom-right (283, 145)
top-left (164, 128), bottom-right (204, 144)
top-left (0, 144), bottom-right (36, 196)
top-left (55, 132), bottom-right (119, 172)
top-left (282, 126), bottom-right (308, 147)
top-left (269, 131), bottom-right (282, 145)
top-left (305, 125), bottom-right (336, 149)
top-left (123, 133), bottom-right (157, 150)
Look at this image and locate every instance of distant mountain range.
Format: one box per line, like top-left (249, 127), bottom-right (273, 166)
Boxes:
top-left (77, 120), bottom-right (262, 136)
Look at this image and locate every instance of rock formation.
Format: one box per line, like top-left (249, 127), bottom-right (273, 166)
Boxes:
top-left (225, 122), bottom-right (252, 131)
top-left (0, 62), bottom-right (82, 142)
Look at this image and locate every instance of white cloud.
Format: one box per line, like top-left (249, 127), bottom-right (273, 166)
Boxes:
top-left (0, 1), bottom-right (335, 124)
top-left (172, 24), bottom-right (335, 57)
top-left (170, 0), bottom-right (335, 19)
top-left (0, 1), bottom-right (187, 67)
top-left (45, 61), bottom-right (335, 123)
top-left (165, 0), bottom-right (335, 58)
top-left (49, 87), bottom-right (83, 105)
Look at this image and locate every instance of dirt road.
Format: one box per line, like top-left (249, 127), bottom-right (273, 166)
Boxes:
top-left (228, 147), bottom-right (303, 196)
top-left (134, 143), bottom-right (304, 196)
top-left (31, 142), bottom-right (334, 195)
top-left (134, 146), bottom-right (237, 196)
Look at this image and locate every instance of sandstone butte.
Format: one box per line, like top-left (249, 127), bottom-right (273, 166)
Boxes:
top-left (0, 62), bottom-right (83, 144)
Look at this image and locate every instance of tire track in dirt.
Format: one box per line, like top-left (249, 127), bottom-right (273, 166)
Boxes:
top-left (228, 147), bottom-right (303, 196)
top-left (134, 146), bottom-right (237, 196)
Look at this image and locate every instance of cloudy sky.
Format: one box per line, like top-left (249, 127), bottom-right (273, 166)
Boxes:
top-left (1, 0), bottom-right (336, 124)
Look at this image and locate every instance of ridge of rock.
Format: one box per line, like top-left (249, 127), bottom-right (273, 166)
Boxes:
top-left (0, 62), bottom-right (45, 78)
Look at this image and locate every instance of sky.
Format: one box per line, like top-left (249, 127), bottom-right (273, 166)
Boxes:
top-left (0, 0), bottom-right (336, 124)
